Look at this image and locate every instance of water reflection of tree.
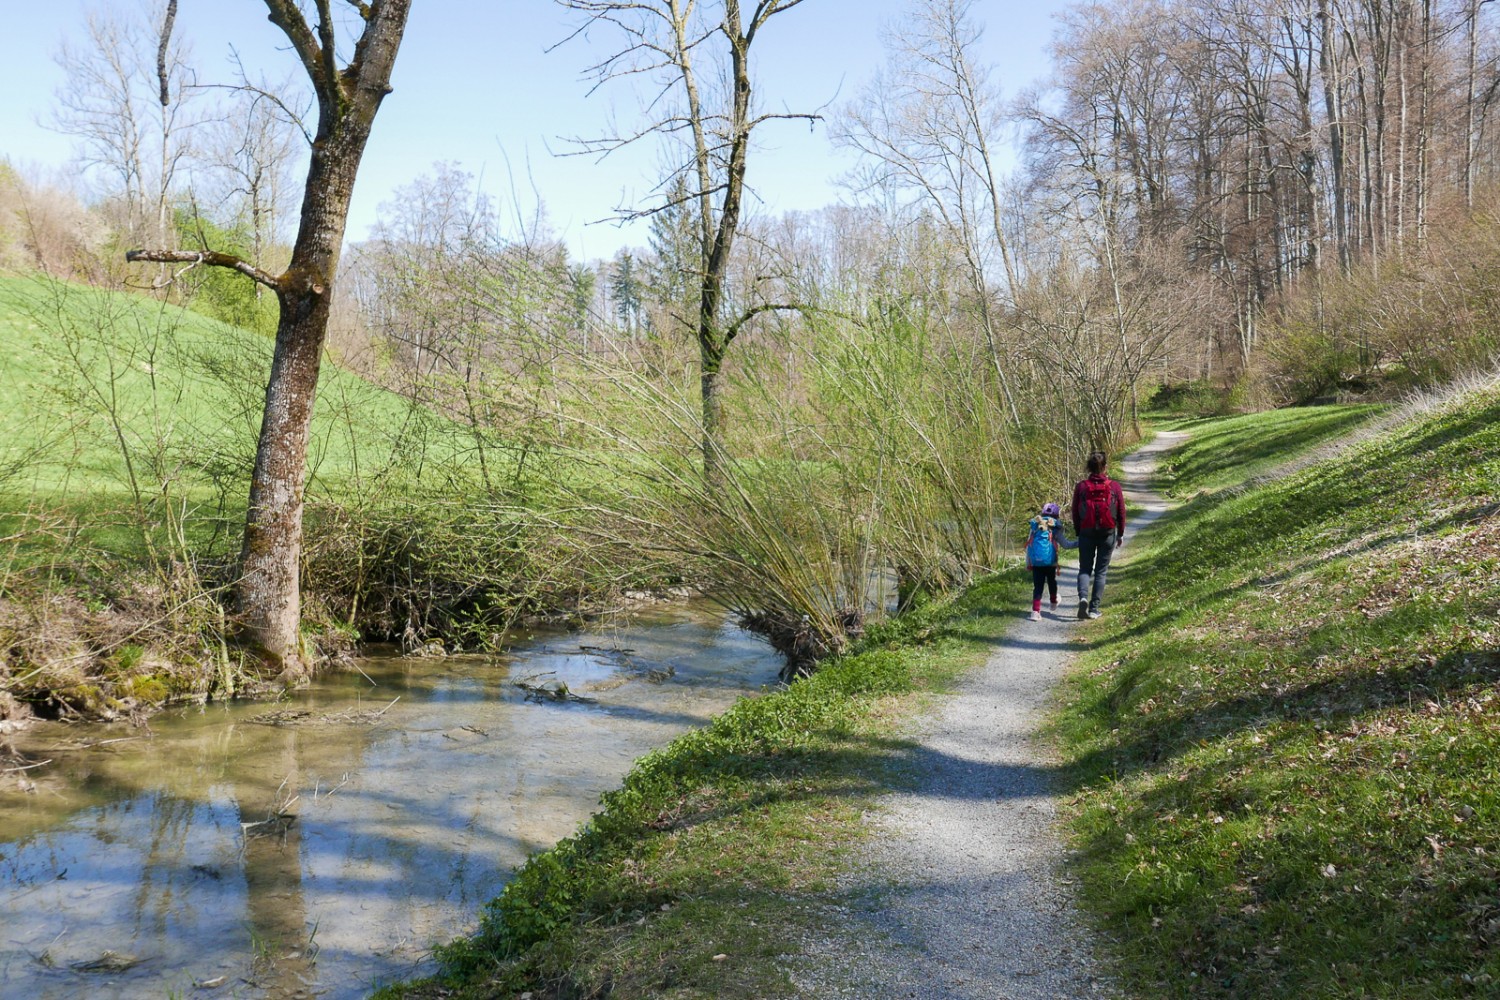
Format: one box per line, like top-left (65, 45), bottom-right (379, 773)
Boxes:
top-left (130, 791), bottom-right (204, 938)
top-left (237, 727), bottom-right (314, 993)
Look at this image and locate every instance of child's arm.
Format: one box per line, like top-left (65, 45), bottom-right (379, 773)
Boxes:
top-left (1058, 521), bottom-right (1078, 550)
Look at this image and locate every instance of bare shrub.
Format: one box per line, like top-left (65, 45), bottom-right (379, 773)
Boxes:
top-left (1263, 188), bottom-right (1500, 403)
top-left (511, 306), bottom-right (1054, 675)
top-left (0, 164), bottom-right (109, 280)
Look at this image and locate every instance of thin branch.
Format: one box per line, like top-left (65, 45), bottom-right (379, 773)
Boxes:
top-left (311, 0), bottom-right (348, 107)
top-left (2, 759), bottom-right (52, 773)
top-left (724, 301), bottom-right (798, 342)
top-left (746, 0), bottom-right (807, 44)
top-left (749, 109), bottom-right (824, 131)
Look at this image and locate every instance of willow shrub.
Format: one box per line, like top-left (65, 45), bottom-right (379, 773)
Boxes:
top-left (527, 307), bottom-right (1056, 673)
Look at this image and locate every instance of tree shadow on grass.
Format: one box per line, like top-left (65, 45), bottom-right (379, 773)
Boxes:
top-left (1159, 407), bottom-right (1385, 495)
top-left (1082, 491), bottom-right (1499, 663)
top-left (1063, 641), bottom-right (1500, 998)
top-left (617, 720), bottom-right (1079, 845)
top-left (1069, 644), bottom-right (1500, 786)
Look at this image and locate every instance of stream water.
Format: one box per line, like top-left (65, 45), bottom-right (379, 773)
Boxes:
top-left (0, 604), bottom-right (781, 999)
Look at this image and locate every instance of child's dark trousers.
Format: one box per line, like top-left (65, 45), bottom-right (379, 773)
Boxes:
top-left (1031, 565), bottom-right (1059, 609)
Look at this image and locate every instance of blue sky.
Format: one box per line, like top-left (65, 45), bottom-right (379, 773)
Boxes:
top-left (0, 1), bottom-right (1070, 261)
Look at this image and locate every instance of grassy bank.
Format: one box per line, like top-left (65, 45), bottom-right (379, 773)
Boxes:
top-left (373, 571), bottom-right (1027, 998)
top-left (1059, 385), bottom-right (1500, 996)
top-left (0, 274), bottom-right (650, 721)
top-left (1149, 404), bottom-right (1386, 498)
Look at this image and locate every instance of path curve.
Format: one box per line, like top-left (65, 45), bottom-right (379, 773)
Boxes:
top-left (791, 432), bottom-right (1185, 999)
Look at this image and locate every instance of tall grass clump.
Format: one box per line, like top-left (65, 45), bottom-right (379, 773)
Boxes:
top-left (0, 275), bottom-right (260, 716)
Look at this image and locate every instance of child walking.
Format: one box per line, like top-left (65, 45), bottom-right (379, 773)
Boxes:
top-left (1025, 502), bottom-right (1075, 620)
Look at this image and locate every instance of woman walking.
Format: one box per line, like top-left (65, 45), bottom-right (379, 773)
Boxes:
top-left (1071, 451), bottom-right (1126, 619)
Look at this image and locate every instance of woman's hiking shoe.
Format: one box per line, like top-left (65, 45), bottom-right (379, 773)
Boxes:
top-left (1078, 600), bottom-right (1089, 620)
top-left (1088, 609), bottom-right (1102, 619)
top-left (1029, 609), bottom-right (1042, 621)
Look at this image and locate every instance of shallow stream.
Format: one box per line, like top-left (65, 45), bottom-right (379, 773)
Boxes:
top-left (0, 604), bottom-right (780, 998)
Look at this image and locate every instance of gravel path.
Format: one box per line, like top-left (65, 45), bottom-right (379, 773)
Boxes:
top-left (790, 434), bottom-right (1184, 999)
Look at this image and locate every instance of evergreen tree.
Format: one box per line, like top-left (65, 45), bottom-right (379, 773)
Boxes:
top-left (610, 249), bottom-right (645, 338)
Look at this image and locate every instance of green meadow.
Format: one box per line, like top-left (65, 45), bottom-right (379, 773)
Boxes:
top-left (1060, 385), bottom-right (1500, 997)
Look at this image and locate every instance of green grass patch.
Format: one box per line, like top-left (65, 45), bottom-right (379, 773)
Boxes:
top-left (1151, 404), bottom-right (1386, 498)
top-left (374, 573), bottom-right (1026, 999)
top-left (0, 273), bottom-right (477, 504)
top-left (1057, 390), bottom-right (1500, 997)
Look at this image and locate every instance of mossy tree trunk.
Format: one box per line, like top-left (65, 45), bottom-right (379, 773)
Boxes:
top-left (129, 0), bottom-right (412, 680)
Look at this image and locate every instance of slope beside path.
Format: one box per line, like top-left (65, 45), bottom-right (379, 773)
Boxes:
top-left (790, 433), bottom-right (1186, 999)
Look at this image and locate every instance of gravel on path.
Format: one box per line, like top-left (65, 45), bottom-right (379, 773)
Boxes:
top-left (788, 433), bottom-right (1185, 999)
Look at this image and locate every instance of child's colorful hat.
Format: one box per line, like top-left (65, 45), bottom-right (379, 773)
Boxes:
top-left (1041, 502), bottom-right (1060, 518)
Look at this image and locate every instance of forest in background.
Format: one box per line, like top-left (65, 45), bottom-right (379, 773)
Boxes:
top-left (2, 0), bottom-right (1499, 720)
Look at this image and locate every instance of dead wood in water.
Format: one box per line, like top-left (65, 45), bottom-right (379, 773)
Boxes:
top-left (512, 672), bottom-right (598, 704)
top-left (246, 697), bottom-right (400, 727)
top-left (740, 607), bottom-right (866, 680)
top-left (240, 812), bottom-right (297, 840)
top-left (70, 951), bottom-right (142, 973)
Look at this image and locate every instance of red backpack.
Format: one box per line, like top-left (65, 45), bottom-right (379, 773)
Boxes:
top-left (1079, 477), bottom-right (1117, 531)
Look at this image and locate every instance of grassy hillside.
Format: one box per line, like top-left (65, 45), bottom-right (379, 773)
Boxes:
top-left (0, 273), bottom-right (470, 506)
top-left (1150, 404), bottom-right (1387, 498)
top-left (0, 275), bottom-right (616, 718)
top-left (1061, 381), bottom-right (1500, 997)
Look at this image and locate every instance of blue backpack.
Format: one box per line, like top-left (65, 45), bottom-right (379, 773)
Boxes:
top-left (1026, 517), bottom-right (1059, 566)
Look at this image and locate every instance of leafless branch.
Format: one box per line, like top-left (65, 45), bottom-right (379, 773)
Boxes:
top-left (262, 0), bottom-right (325, 95)
top-left (125, 248), bottom-right (283, 290)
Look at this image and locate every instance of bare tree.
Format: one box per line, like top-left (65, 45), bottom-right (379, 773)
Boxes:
top-left (555, 0), bottom-right (818, 483)
top-left (129, 0), bottom-right (413, 678)
top-left (51, 0), bottom-right (201, 251)
top-left (1018, 89), bottom-right (1196, 443)
top-left (364, 162), bottom-right (495, 379)
top-left (835, 0), bottom-right (1025, 426)
top-left (198, 76), bottom-right (308, 274)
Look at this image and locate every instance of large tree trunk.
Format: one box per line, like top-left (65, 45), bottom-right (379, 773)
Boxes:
top-left (237, 144), bottom-right (359, 670)
top-left (238, 2), bottom-right (411, 677)
top-left (132, 1), bottom-right (413, 678)
top-left (693, 0), bottom-right (752, 483)
top-left (700, 350), bottom-right (725, 487)
top-left (1320, 0), bottom-right (1353, 271)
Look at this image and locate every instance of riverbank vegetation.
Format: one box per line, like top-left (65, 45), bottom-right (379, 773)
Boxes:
top-left (0, 258), bottom-right (1055, 721)
top-left (372, 383), bottom-right (1497, 998)
top-left (3, 0), bottom-right (1500, 995)
top-left (372, 572), bottom-right (1025, 998)
top-left (1059, 376), bottom-right (1500, 997)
